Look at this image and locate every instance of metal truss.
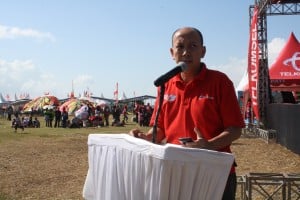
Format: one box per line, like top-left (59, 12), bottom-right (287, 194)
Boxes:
top-left (267, 3), bottom-right (300, 15)
top-left (249, 1), bottom-right (300, 128)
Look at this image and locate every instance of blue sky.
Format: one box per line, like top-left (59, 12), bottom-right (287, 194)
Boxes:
top-left (0, 1), bottom-right (299, 100)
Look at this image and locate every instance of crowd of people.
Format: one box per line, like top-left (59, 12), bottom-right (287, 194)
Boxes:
top-left (133, 102), bottom-right (153, 126)
top-left (1, 101), bottom-right (154, 131)
top-left (11, 114), bottom-right (40, 132)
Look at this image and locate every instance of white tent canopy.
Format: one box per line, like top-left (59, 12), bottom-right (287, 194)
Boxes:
top-left (236, 70), bottom-right (249, 93)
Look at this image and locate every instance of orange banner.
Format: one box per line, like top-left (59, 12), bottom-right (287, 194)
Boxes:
top-left (248, 6), bottom-right (259, 120)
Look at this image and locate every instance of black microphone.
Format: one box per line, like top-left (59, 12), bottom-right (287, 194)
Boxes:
top-left (154, 62), bottom-right (187, 87)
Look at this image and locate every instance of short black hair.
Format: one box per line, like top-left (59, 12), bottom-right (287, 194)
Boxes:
top-left (171, 27), bottom-right (204, 46)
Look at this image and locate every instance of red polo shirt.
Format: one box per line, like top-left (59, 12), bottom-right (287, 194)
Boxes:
top-left (150, 63), bottom-right (245, 155)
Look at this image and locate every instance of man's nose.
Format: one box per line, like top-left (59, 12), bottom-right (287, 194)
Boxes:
top-left (182, 48), bottom-right (190, 55)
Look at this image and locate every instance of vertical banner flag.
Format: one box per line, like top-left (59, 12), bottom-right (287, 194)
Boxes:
top-left (248, 6), bottom-right (260, 120)
top-left (114, 82), bottom-right (119, 103)
top-left (6, 94), bottom-right (10, 101)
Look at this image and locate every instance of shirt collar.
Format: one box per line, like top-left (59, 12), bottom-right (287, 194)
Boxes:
top-left (172, 62), bottom-right (207, 85)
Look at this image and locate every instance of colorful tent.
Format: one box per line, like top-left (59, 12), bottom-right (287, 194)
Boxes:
top-left (60, 98), bottom-right (94, 115)
top-left (75, 105), bottom-right (89, 120)
top-left (23, 95), bottom-right (59, 112)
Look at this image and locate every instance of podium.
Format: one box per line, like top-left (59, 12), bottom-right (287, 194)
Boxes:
top-left (82, 134), bottom-right (234, 200)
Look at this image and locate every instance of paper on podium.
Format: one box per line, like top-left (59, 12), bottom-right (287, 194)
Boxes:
top-left (83, 133), bottom-right (234, 200)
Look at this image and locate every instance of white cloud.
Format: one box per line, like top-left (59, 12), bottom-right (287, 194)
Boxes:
top-left (210, 37), bottom-right (286, 90)
top-left (73, 74), bottom-right (96, 94)
top-left (73, 75), bottom-right (94, 90)
top-left (210, 57), bottom-right (247, 89)
top-left (268, 37), bottom-right (286, 65)
top-left (0, 24), bottom-right (55, 42)
top-left (0, 58), bottom-right (99, 99)
top-left (0, 59), bottom-right (35, 81)
top-left (21, 79), bottom-right (37, 91)
top-left (73, 74), bottom-right (94, 85)
top-left (0, 58), bottom-right (61, 98)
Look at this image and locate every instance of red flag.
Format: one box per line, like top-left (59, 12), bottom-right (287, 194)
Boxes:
top-left (248, 6), bottom-right (259, 120)
top-left (6, 94), bottom-right (10, 101)
top-left (114, 82), bottom-right (119, 103)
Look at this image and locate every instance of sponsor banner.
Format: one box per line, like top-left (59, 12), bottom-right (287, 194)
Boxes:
top-left (248, 6), bottom-right (260, 120)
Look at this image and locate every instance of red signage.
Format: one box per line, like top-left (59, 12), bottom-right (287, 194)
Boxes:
top-left (248, 6), bottom-right (260, 120)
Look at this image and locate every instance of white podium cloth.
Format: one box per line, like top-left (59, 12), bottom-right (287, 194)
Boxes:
top-left (82, 134), bottom-right (234, 200)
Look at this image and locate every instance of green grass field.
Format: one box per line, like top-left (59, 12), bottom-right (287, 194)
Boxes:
top-left (0, 114), bottom-right (149, 142)
top-left (0, 114), bottom-right (150, 200)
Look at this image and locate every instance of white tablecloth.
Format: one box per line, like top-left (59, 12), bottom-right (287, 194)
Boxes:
top-left (82, 134), bottom-right (234, 200)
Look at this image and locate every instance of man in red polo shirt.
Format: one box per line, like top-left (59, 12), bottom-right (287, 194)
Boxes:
top-left (130, 27), bottom-right (245, 200)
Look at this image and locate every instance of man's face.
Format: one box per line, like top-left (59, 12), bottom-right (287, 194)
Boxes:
top-left (170, 28), bottom-right (205, 71)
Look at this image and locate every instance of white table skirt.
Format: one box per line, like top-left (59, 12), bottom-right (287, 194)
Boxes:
top-left (83, 134), bottom-right (234, 200)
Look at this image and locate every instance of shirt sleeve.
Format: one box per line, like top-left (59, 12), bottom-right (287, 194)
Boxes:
top-left (219, 76), bottom-right (245, 128)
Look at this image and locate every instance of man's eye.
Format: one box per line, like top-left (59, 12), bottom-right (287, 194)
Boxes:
top-left (176, 45), bottom-right (184, 50)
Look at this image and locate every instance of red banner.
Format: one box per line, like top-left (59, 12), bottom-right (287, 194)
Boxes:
top-left (248, 6), bottom-right (260, 120)
top-left (114, 82), bottom-right (119, 104)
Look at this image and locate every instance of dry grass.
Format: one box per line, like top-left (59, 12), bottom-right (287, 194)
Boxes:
top-left (233, 136), bottom-right (300, 175)
top-left (0, 117), bottom-right (299, 199)
top-left (0, 135), bottom-right (88, 200)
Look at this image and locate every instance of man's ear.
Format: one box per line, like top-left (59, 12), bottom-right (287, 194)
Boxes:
top-left (201, 46), bottom-right (206, 58)
top-left (170, 48), bottom-right (176, 60)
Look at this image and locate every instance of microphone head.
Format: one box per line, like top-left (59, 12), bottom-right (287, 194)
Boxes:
top-left (178, 61), bottom-right (187, 71)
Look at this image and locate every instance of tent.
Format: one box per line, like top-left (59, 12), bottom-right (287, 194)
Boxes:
top-left (60, 97), bottom-right (94, 115)
top-left (237, 32), bottom-right (300, 93)
top-left (236, 70), bottom-right (249, 92)
top-left (22, 95), bottom-right (60, 112)
top-left (236, 32), bottom-right (300, 119)
top-left (269, 32), bottom-right (300, 91)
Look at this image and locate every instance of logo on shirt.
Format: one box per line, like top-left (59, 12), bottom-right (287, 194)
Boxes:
top-left (164, 94), bottom-right (176, 102)
top-left (198, 94), bottom-right (214, 100)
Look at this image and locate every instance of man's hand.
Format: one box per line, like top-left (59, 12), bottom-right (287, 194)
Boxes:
top-left (129, 128), bottom-right (152, 141)
top-left (184, 126), bottom-right (242, 150)
top-left (129, 127), bottom-right (166, 143)
top-left (183, 127), bottom-right (211, 149)
top-left (129, 128), bottom-right (143, 138)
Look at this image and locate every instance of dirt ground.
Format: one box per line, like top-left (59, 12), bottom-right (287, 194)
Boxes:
top-left (0, 135), bottom-right (88, 200)
top-left (0, 134), bottom-right (299, 200)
